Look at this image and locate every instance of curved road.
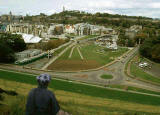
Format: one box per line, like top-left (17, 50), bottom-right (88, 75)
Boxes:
top-left (1, 45), bottom-right (160, 92)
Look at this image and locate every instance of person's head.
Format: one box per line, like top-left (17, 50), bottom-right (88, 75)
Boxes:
top-left (36, 73), bottom-right (51, 88)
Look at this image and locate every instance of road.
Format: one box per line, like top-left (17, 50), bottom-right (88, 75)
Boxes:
top-left (1, 34), bottom-right (160, 92)
top-left (1, 45), bottom-right (160, 92)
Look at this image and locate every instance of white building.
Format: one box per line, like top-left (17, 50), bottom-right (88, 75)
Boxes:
top-left (16, 33), bottom-right (42, 44)
top-left (95, 35), bottom-right (118, 50)
top-left (64, 25), bottom-right (76, 34)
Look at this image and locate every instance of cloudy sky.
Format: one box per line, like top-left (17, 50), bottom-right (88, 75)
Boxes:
top-left (0, 0), bottom-right (160, 18)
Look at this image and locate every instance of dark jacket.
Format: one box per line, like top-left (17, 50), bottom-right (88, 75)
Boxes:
top-left (26, 87), bottom-right (60, 115)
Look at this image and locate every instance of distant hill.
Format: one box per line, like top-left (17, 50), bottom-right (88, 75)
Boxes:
top-left (22, 10), bottom-right (158, 29)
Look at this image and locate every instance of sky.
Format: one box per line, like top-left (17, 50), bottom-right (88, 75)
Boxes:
top-left (0, 0), bottom-right (160, 18)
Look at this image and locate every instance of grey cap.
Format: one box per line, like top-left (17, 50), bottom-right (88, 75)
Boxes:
top-left (36, 73), bottom-right (51, 83)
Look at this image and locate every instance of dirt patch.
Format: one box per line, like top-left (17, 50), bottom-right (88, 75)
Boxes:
top-left (73, 74), bottom-right (88, 78)
top-left (26, 58), bottom-right (49, 69)
top-left (47, 60), bottom-right (100, 71)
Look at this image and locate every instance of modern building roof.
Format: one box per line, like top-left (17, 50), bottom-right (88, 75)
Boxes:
top-left (17, 33), bottom-right (42, 43)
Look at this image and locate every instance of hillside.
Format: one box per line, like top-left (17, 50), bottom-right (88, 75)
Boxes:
top-left (1, 69), bottom-right (160, 115)
top-left (23, 10), bottom-right (160, 29)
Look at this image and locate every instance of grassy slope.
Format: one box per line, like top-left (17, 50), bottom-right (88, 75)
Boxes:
top-left (1, 79), bottom-right (160, 115)
top-left (69, 46), bottom-right (82, 60)
top-left (54, 44), bottom-right (70, 56)
top-left (79, 35), bottom-right (98, 40)
top-left (81, 44), bottom-right (128, 65)
top-left (58, 47), bottom-right (72, 60)
top-left (110, 85), bottom-right (160, 95)
top-left (56, 43), bottom-right (128, 67)
top-left (130, 63), bottom-right (160, 84)
top-left (1, 70), bottom-right (160, 106)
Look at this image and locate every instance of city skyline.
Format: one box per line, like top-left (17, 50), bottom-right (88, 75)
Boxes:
top-left (0, 0), bottom-right (160, 18)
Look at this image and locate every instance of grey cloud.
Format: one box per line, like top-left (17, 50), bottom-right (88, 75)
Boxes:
top-left (0, 0), bottom-right (160, 18)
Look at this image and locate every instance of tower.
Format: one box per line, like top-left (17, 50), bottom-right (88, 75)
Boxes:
top-left (63, 6), bottom-right (65, 12)
top-left (8, 11), bottom-right (12, 22)
top-left (9, 11), bottom-right (12, 16)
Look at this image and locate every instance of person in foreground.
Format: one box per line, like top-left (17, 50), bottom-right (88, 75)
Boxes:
top-left (26, 73), bottom-right (60, 115)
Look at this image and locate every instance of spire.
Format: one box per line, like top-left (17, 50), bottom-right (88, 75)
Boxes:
top-left (9, 11), bottom-right (12, 16)
top-left (63, 6), bottom-right (65, 12)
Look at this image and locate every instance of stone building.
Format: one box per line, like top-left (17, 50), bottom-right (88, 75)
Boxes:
top-left (64, 25), bottom-right (76, 34)
top-left (125, 25), bottom-right (142, 39)
top-left (74, 23), bottom-right (116, 36)
top-left (6, 23), bottom-right (49, 38)
top-left (48, 24), bottom-right (64, 35)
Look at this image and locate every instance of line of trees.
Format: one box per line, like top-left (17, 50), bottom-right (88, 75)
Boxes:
top-left (34, 38), bottom-right (69, 51)
top-left (139, 36), bottom-right (160, 62)
top-left (0, 33), bottom-right (26, 63)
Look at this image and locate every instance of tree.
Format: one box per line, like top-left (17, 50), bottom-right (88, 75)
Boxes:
top-left (139, 36), bottom-right (160, 62)
top-left (10, 34), bottom-right (26, 52)
top-left (135, 33), bottom-right (148, 44)
top-left (0, 33), bottom-right (26, 63)
top-left (139, 39), bottom-right (153, 58)
top-left (151, 44), bottom-right (160, 62)
top-left (127, 39), bottom-right (135, 47)
top-left (0, 40), bottom-right (15, 63)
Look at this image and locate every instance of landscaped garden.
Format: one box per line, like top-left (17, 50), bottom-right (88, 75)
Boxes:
top-left (47, 42), bottom-right (128, 71)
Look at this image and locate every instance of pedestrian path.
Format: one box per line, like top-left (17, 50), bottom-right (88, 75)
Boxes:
top-left (41, 43), bottom-right (75, 70)
top-left (77, 46), bottom-right (84, 60)
top-left (69, 46), bottom-right (75, 58)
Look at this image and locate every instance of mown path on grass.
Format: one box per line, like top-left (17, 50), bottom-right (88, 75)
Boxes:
top-left (69, 46), bottom-right (76, 58)
top-left (77, 46), bottom-right (84, 60)
top-left (1, 45), bottom-right (160, 94)
top-left (42, 42), bottom-right (75, 70)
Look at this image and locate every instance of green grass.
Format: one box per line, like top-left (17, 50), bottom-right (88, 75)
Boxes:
top-left (81, 43), bottom-right (128, 65)
top-left (1, 70), bottom-right (160, 106)
top-left (57, 43), bottom-right (128, 66)
top-left (58, 46), bottom-right (83, 60)
top-left (100, 74), bottom-right (113, 79)
top-left (58, 47), bottom-right (72, 60)
top-left (62, 100), bottom-right (160, 115)
top-left (110, 85), bottom-right (160, 95)
top-left (54, 44), bottom-right (70, 56)
top-left (69, 47), bottom-right (82, 60)
top-left (79, 35), bottom-right (98, 40)
top-left (50, 37), bottom-right (59, 40)
top-left (130, 63), bottom-right (160, 84)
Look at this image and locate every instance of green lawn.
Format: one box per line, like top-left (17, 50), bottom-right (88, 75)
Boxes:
top-left (81, 43), bottom-right (128, 65)
top-left (50, 37), bottom-right (59, 40)
top-left (79, 35), bottom-right (98, 40)
top-left (69, 46), bottom-right (82, 60)
top-left (57, 43), bottom-right (128, 66)
top-left (130, 63), bottom-right (160, 84)
top-left (57, 46), bottom-right (82, 60)
top-left (58, 47), bottom-right (72, 60)
top-left (1, 70), bottom-right (160, 106)
top-left (110, 85), bottom-right (160, 95)
top-left (54, 44), bottom-right (70, 56)
top-left (100, 74), bottom-right (113, 79)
